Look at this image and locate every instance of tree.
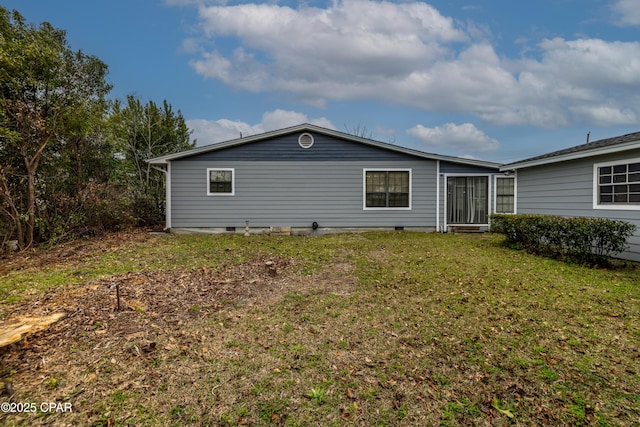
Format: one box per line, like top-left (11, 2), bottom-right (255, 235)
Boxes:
top-left (344, 121), bottom-right (396, 144)
top-left (344, 121), bottom-right (373, 139)
top-left (110, 95), bottom-right (194, 224)
top-left (0, 7), bottom-right (111, 248)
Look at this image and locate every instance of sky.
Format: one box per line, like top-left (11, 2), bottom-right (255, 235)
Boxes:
top-left (3, 0), bottom-right (640, 163)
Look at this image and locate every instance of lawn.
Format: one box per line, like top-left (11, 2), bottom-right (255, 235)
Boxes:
top-left (0, 230), bottom-right (639, 426)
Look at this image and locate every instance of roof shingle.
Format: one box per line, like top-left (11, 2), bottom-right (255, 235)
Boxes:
top-left (517, 131), bottom-right (640, 163)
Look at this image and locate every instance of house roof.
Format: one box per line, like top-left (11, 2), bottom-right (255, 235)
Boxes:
top-left (501, 131), bottom-right (640, 171)
top-left (147, 123), bottom-right (501, 169)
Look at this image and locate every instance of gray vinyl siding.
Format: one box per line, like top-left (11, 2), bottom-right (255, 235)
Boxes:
top-left (439, 162), bottom-right (500, 174)
top-left (170, 160), bottom-right (437, 228)
top-left (515, 149), bottom-right (640, 261)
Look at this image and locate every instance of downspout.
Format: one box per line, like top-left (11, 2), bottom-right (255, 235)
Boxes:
top-left (443, 173), bottom-right (448, 233)
top-left (436, 160), bottom-right (440, 232)
top-left (165, 162), bottom-right (171, 230)
top-left (513, 170), bottom-right (518, 214)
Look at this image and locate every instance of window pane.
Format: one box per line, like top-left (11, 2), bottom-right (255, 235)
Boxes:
top-left (629, 173), bottom-right (640, 183)
top-left (366, 172), bottom-right (386, 193)
top-left (629, 163), bottom-right (640, 172)
top-left (600, 194), bottom-right (613, 203)
top-left (496, 195), bottom-right (514, 214)
top-left (388, 172), bottom-right (408, 193)
top-left (209, 170), bottom-right (233, 193)
top-left (600, 166), bottom-right (612, 174)
top-left (613, 174), bottom-right (627, 183)
top-left (614, 184), bottom-right (628, 194)
top-left (629, 194), bottom-right (640, 203)
top-left (497, 178), bottom-right (514, 196)
top-left (210, 182), bottom-right (231, 193)
top-left (613, 164), bottom-right (627, 174)
top-left (600, 175), bottom-right (612, 184)
top-left (600, 185), bottom-right (613, 194)
top-left (211, 170), bottom-right (230, 182)
top-left (366, 193), bottom-right (386, 207)
top-left (388, 193), bottom-right (409, 207)
top-left (466, 177), bottom-right (488, 224)
top-left (614, 194), bottom-right (628, 203)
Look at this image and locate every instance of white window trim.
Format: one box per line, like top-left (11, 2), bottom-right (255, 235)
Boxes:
top-left (363, 168), bottom-right (412, 211)
top-left (207, 168), bottom-right (235, 196)
top-left (593, 158), bottom-right (640, 211)
top-left (493, 175), bottom-right (517, 214)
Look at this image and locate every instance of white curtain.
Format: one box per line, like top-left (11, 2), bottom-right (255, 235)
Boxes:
top-left (447, 177), bottom-right (488, 224)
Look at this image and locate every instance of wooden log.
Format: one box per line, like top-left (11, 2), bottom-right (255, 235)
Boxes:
top-left (0, 313), bottom-right (65, 348)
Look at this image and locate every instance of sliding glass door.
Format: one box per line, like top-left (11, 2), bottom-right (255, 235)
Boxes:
top-left (447, 176), bottom-right (488, 224)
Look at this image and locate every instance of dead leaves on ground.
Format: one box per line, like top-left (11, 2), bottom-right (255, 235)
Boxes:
top-left (0, 255), bottom-right (356, 422)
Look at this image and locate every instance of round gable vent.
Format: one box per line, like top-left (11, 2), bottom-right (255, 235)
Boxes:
top-left (298, 133), bottom-right (314, 149)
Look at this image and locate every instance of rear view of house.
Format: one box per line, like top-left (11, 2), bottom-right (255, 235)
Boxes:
top-left (148, 124), bottom-right (508, 235)
top-left (501, 131), bottom-right (640, 262)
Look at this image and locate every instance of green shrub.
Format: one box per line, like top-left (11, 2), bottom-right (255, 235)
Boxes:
top-left (490, 214), bottom-right (636, 265)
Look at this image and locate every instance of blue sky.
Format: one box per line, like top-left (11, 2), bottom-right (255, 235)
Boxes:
top-left (4, 0), bottom-right (640, 162)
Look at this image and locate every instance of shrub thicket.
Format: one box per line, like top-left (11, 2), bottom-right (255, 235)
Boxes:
top-left (490, 214), bottom-right (636, 265)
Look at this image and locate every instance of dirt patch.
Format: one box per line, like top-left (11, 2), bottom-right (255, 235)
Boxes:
top-left (0, 254), bottom-right (357, 424)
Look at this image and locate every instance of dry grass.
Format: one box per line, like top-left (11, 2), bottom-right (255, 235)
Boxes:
top-left (0, 230), bottom-right (639, 426)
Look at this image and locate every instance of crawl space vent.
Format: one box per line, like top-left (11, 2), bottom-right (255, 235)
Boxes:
top-left (298, 133), bottom-right (314, 149)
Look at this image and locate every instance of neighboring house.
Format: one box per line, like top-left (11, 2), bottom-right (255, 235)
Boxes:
top-left (148, 124), bottom-right (511, 234)
top-left (501, 131), bottom-right (640, 262)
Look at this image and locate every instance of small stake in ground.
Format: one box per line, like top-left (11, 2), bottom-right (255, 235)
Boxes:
top-left (111, 281), bottom-right (121, 311)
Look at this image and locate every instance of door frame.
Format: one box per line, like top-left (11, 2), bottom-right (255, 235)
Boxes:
top-left (443, 173), bottom-right (492, 230)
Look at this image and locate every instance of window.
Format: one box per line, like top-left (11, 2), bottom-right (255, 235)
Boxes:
top-left (495, 176), bottom-right (515, 214)
top-left (207, 168), bottom-right (234, 195)
top-left (594, 159), bottom-right (640, 210)
top-left (364, 169), bottom-right (411, 209)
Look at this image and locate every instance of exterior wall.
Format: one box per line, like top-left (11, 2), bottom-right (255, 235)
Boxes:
top-left (167, 131), bottom-right (502, 232)
top-left (515, 149), bottom-right (640, 261)
top-left (179, 132), bottom-right (416, 162)
top-left (439, 162), bottom-right (500, 174)
top-left (169, 131), bottom-right (439, 228)
top-left (170, 159), bottom-right (436, 228)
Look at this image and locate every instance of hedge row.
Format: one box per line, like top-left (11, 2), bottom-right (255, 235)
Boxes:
top-left (489, 214), bottom-right (636, 265)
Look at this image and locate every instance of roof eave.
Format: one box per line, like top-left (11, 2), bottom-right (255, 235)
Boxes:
top-left (146, 124), bottom-right (312, 164)
top-left (500, 140), bottom-right (640, 171)
top-left (147, 123), bottom-right (501, 169)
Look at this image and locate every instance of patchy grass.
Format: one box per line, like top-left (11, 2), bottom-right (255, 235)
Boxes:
top-left (1, 230), bottom-right (639, 426)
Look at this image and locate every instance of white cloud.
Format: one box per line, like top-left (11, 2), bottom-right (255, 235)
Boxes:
top-left (611, 0), bottom-right (640, 26)
top-left (187, 109), bottom-right (335, 146)
top-left (190, 0), bottom-right (466, 101)
top-left (407, 123), bottom-right (499, 153)
top-left (530, 38), bottom-right (640, 88)
top-left (569, 105), bottom-right (638, 126)
top-left (183, 0), bottom-right (640, 129)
